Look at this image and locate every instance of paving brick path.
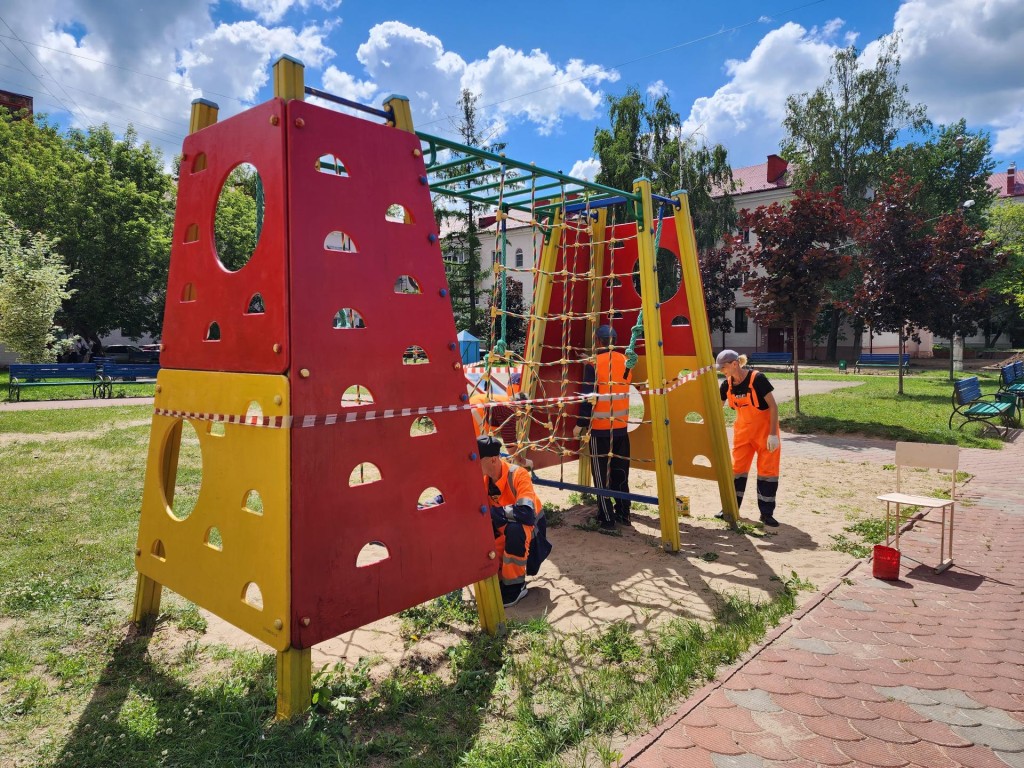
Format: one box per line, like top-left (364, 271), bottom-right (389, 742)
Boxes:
top-left (621, 433), bottom-right (1024, 767)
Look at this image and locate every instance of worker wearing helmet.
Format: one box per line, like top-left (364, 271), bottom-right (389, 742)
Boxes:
top-left (717, 349), bottom-right (781, 527)
top-left (574, 324), bottom-right (635, 529)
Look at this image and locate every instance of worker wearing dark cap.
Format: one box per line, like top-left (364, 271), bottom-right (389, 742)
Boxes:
top-left (574, 323), bottom-right (636, 529)
top-left (477, 435), bottom-right (551, 607)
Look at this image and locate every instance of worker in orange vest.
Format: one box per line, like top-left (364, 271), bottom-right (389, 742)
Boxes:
top-left (574, 324), bottom-right (636, 529)
top-left (478, 435), bottom-right (551, 607)
top-left (716, 349), bottom-right (781, 527)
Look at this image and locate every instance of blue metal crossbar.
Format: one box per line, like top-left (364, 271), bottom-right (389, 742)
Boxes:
top-left (304, 86), bottom-right (392, 120)
top-left (530, 474), bottom-right (659, 505)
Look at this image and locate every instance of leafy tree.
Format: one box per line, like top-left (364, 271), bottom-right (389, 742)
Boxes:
top-left (0, 213), bottom-right (76, 362)
top-left (987, 204), bottom-right (1024, 326)
top-left (850, 173), bottom-right (931, 395)
top-left (698, 245), bottom-right (744, 335)
top-left (922, 212), bottom-right (1005, 379)
top-left (0, 113), bottom-right (174, 346)
top-left (214, 165), bottom-right (261, 271)
top-left (734, 183), bottom-right (851, 412)
top-left (781, 35), bottom-right (929, 359)
top-left (486, 277), bottom-right (526, 355)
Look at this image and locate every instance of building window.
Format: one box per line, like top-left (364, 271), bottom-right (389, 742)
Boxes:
top-left (734, 307), bottom-right (748, 334)
top-left (515, 248), bottom-right (524, 268)
top-left (741, 228), bottom-right (751, 244)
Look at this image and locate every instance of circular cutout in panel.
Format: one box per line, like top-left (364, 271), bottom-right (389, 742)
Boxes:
top-left (692, 455), bottom-right (712, 468)
top-left (349, 462), bottom-right (382, 486)
top-left (417, 487), bottom-right (445, 508)
top-left (410, 416), bottom-right (437, 436)
top-left (632, 247), bottom-right (682, 302)
top-left (214, 162), bottom-right (264, 272)
top-left (341, 385), bottom-right (374, 407)
top-left (627, 385), bottom-right (645, 433)
top-left (403, 345), bottom-right (429, 365)
top-left (685, 411), bottom-right (704, 424)
top-left (671, 315), bottom-right (690, 327)
top-left (394, 275), bottom-right (421, 294)
top-left (164, 420), bottom-right (203, 521)
top-left (357, 542), bottom-right (389, 568)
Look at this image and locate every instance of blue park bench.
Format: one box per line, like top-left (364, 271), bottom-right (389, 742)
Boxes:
top-left (998, 361), bottom-right (1024, 402)
top-left (949, 376), bottom-right (1020, 437)
top-left (7, 363), bottom-right (102, 401)
top-left (855, 353), bottom-right (910, 373)
top-left (746, 352), bottom-right (793, 371)
top-left (99, 362), bottom-right (161, 397)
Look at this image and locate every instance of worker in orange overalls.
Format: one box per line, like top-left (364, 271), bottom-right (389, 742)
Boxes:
top-left (574, 324), bottom-right (637, 529)
top-left (717, 349), bottom-right (781, 527)
top-left (478, 435), bottom-right (551, 607)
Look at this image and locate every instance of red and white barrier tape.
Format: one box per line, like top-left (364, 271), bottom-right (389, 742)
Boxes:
top-left (153, 363), bottom-right (716, 429)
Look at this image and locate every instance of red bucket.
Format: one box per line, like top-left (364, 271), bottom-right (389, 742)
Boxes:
top-left (872, 545), bottom-right (901, 580)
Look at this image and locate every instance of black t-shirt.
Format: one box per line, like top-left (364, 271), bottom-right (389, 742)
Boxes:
top-left (720, 370), bottom-right (774, 411)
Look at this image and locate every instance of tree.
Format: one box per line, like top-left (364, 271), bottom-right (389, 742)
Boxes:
top-left (781, 35), bottom-right (929, 359)
top-left (987, 204), bottom-right (1024, 317)
top-left (0, 213), bottom-right (75, 362)
top-left (0, 114), bottom-right (174, 345)
top-left (922, 212), bottom-right (1005, 378)
top-left (698, 244), bottom-right (745, 336)
top-left (486, 277), bottom-right (526, 355)
top-left (214, 165), bottom-right (261, 271)
top-left (735, 183), bottom-right (851, 412)
top-left (850, 173), bottom-right (931, 395)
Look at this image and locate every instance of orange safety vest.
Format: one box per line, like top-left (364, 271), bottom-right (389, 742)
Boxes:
top-left (470, 392), bottom-right (508, 437)
top-left (484, 461), bottom-right (540, 585)
top-left (591, 351), bottom-right (631, 430)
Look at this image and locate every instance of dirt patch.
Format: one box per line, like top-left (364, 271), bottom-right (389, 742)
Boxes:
top-left (190, 451), bottom-right (944, 679)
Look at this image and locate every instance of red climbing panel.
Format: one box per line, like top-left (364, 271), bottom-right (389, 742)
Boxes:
top-left (282, 100), bottom-right (498, 647)
top-left (161, 99), bottom-right (290, 374)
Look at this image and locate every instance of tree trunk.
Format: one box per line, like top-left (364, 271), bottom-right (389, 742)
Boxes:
top-left (825, 309), bottom-right (842, 361)
top-left (793, 317), bottom-right (801, 414)
top-left (851, 318), bottom-right (864, 362)
top-left (897, 330), bottom-right (905, 396)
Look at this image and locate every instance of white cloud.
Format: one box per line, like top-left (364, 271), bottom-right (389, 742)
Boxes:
top-left (569, 157), bottom-right (600, 181)
top-left (232, 0), bottom-right (341, 24)
top-left (647, 80), bottom-right (668, 99)
top-left (678, 22), bottom-right (837, 164)
top-left (879, 0), bottom-right (1024, 155)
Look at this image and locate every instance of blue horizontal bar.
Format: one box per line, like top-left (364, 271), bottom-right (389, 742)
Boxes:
top-left (304, 87), bottom-right (391, 120)
top-left (652, 193), bottom-right (681, 208)
top-left (530, 474), bottom-right (659, 505)
top-left (562, 196), bottom-right (629, 214)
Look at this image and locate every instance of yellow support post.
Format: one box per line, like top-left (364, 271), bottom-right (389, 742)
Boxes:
top-left (275, 647), bottom-right (312, 720)
top-left (132, 573), bottom-right (162, 624)
top-left (633, 179), bottom-right (680, 552)
top-left (188, 98), bottom-right (218, 136)
top-left (473, 574), bottom-right (507, 636)
top-left (577, 207), bottom-right (607, 487)
top-left (673, 190), bottom-right (739, 526)
top-left (383, 95), bottom-right (415, 133)
top-left (273, 55), bottom-right (305, 102)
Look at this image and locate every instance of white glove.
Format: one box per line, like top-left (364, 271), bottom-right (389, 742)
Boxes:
top-left (573, 425), bottom-right (584, 439)
top-left (766, 434), bottom-right (780, 452)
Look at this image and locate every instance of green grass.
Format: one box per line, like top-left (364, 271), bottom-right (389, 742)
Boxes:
top-left (0, 407), bottom-right (806, 767)
top-left (0, 372), bottom-right (155, 403)
top-left (773, 368), bottom-right (1011, 448)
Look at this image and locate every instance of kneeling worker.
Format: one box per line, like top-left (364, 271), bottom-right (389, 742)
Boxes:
top-left (477, 435), bottom-right (552, 607)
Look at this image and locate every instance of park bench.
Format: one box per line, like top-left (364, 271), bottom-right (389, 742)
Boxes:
top-left (949, 376), bottom-right (1019, 437)
top-left (998, 361), bottom-right (1024, 402)
top-left (7, 363), bottom-right (101, 402)
top-left (746, 352), bottom-right (793, 371)
top-left (100, 363), bottom-right (161, 397)
top-left (855, 353), bottom-right (910, 373)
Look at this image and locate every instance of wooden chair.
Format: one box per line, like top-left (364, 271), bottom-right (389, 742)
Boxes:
top-left (877, 442), bottom-right (959, 574)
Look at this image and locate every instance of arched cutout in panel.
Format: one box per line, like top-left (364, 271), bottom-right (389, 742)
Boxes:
top-left (606, 276), bottom-right (622, 288)
top-left (205, 322), bottom-right (221, 341)
top-left (356, 542), bottom-right (390, 568)
top-left (205, 526), bottom-right (223, 551)
top-left (333, 308), bottom-right (366, 329)
top-left (324, 230), bottom-right (357, 253)
top-left (348, 462), bottom-right (382, 487)
top-left (151, 539), bottom-right (166, 561)
top-left (191, 153), bottom-right (207, 173)
top-left (244, 489), bottom-right (263, 515)
top-left (181, 282), bottom-right (197, 302)
top-left (411, 416), bottom-right (437, 437)
top-left (184, 224), bottom-right (199, 243)
top-left (208, 422), bottom-right (225, 437)
top-left (417, 487), bottom-right (445, 508)
top-left (242, 582), bottom-right (264, 610)
top-left (692, 455), bottom-right (712, 468)
top-left (671, 316), bottom-right (691, 327)
top-left (164, 420), bottom-right (202, 521)
top-left (394, 275), bottom-right (421, 294)
top-left (214, 162), bottom-right (264, 272)
top-left (632, 247), bottom-right (682, 302)
top-left (611, 240), bottom-right (626, 250)
top-left (609, 310), bottom-right (623, 320)
top-left (246, 293), bottom-right (265, 314)
top-left (245, 401), bottom-right (263, 422)
top-left (685, 411), bottom-right (705, 424)
top-left (626, 385), bottom-right (645, 433)
top-left (317, 153), bottom-right (349, 177)
top-left (385, 204), bottom-right (413, 224)
top-left (341, 385), bottom-right (374, 407)
top-left (403, 345), bottom-right (429, 365)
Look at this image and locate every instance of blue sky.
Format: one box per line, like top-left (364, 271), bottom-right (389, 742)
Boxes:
top-left (1, 0), bottom-right (1021, 180)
